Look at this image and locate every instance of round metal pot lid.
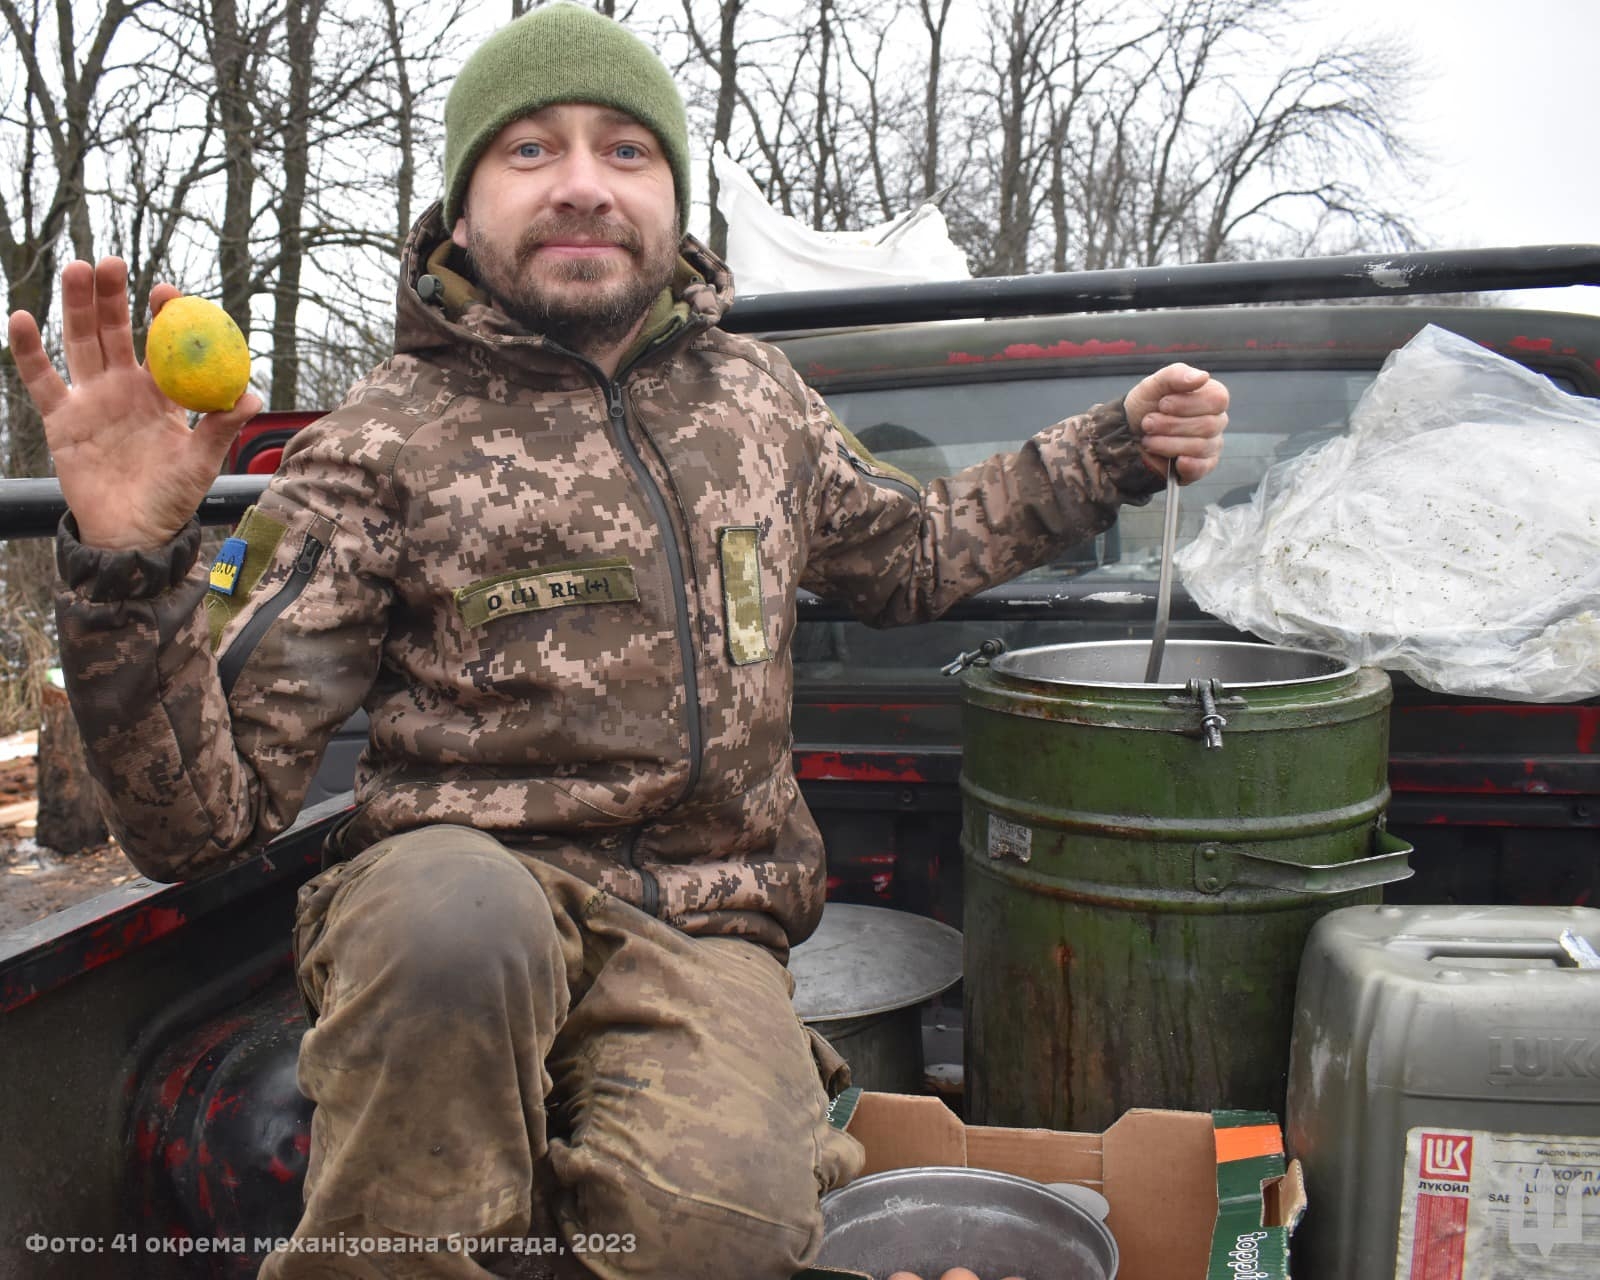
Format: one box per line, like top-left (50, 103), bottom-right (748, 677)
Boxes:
top-left (790, 903), bottom-right (963, 1022)
top-left (988, 638), bottom-right (1355, 691)
top-left (817, 1165), bottom-right (1117, 1280)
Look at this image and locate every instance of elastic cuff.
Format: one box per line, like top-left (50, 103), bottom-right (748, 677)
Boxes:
top-left (56, 513), bottom-right (203, 602)
top-left (1086, 398), bottom-right (1164, 505)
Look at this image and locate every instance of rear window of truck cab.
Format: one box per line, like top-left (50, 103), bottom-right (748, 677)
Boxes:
top-left (822, 365), bottom-right (1584, 585)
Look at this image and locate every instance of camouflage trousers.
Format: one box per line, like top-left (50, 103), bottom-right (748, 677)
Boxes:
top-left (259, 825), bottom-right (864, 1280)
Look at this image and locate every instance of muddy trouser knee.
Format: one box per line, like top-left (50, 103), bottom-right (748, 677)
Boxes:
top-left (261, 826), bottom-right (862, 1279)
top-left (262, 825), bottom-right (576, 1280)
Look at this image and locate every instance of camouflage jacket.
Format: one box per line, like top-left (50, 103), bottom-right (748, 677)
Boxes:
top-left (55, 209), bottom-right (1161, 954)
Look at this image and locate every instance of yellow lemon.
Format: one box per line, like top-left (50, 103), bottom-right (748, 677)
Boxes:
top-left (145, 295), bottom-right (252, 413)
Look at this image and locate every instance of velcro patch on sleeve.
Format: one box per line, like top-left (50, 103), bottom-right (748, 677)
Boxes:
top-left (455, 559), bottom-right (639, 629)
top-left (719, 526), bottom-right (771, 665)
top-left (204, 506), bottom-right (288, 650)
top-left (208, 536), bottom-right (249, 595)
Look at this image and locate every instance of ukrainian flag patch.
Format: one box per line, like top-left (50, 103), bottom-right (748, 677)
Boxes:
top-left (209, 536), bottom-right (248, 596)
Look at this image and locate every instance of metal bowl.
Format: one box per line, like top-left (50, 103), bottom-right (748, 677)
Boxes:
top-left (815, 1165), bottom-right (1118, 1280)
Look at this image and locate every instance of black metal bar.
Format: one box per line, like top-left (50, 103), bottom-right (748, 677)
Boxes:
top-left (721, 244), bottom-right (1600, 332)
top-left (0, 474), bottom-right (268, 541)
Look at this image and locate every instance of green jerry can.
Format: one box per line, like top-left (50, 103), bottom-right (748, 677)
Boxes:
top-left (959, 639), bottom-right (1411, 1131)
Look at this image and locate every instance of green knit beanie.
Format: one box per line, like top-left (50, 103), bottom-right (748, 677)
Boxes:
top-left (443, 4), bottom-right (691, 234)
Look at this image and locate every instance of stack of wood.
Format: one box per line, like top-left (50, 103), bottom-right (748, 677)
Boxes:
top-left (0, 730), bottom-right (38, 838)
top-left (0, 802), bottom-right (36, 838)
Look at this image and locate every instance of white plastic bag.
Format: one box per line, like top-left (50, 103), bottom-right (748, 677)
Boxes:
top-left (712, 146), bottom-right (970, 296)
top-left (1177, 324), bottom-right (1600, 702)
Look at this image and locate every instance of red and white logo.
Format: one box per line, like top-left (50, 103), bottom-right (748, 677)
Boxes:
top-left (1421, 1134), bottom-right (1474, 1182)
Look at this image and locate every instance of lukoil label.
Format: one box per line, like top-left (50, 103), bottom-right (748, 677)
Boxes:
top-left (1395, 1128), bottom-right (1600, 1279)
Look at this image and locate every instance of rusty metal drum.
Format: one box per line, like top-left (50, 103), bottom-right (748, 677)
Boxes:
top-left (959, 640), bottom-right (1409, 1131)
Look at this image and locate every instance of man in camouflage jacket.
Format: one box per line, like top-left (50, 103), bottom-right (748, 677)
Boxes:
top-left (9, 7), bottom-right (1228, 1277)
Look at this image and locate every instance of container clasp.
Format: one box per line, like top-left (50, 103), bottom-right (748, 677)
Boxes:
top-left (1165, 677), bottom-right (1235, 748)
top-left (941, 638), bottom-right (1007, 676)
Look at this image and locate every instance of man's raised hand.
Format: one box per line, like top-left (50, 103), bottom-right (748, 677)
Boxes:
top-left (6, 257), bottom-right (261, 551)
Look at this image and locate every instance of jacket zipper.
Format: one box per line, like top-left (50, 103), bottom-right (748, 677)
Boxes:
top-left (621, 828), bottom-right (657, 916)
top-left (843, 446), bottom-right (920, 502)
top-left (217, 532), bottom-right (326, 698)
top-left (601, 376), bottom-right (700, 919)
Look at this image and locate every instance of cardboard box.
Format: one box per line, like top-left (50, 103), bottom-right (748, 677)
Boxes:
top-left (801, 1093), bottom-right (1306, 1280)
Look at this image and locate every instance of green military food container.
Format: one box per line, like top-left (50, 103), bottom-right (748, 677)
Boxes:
top-left (959, 639), bottom-right (1409, 1132)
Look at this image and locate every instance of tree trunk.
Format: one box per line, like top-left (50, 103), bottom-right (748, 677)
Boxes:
top-left (811, 0), bottom-right (835, 231)
top-left (210, 0), bottom-right (257, 332)
top-left (919, 0), bottom-right (950, 200)
top-left (270, 0), bottom-right (319, 410)
top-left (1, 256), bottom-right (55, 489)
top-left (706, 0), bottom-right (743, 257)
top-left (2, 262), bottom-right (59, 633)
top-left (1048, 103), bottom-right (1068, 271)
top-left (35, 683), bottom-right (107, 855)
top-left (383, 0), bottom-right (415, 249)
top-left (992, 0), bottom-right (1033, 275)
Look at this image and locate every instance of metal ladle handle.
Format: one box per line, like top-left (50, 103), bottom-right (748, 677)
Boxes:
top-left (1144, 464), bottom-right (1181, 682)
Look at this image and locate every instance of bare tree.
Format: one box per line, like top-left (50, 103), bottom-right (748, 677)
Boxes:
top-left (1046, 97), bottom-right (1070, 272)
top-left (381, 0), bottom-right (418, 247)
top-left (984, 0), bottom-right (1052, 275)
top-left (808, 0), bottom-right (838, 229)
top-left (98, 99), bottom-right (223, 352)
top-left (0, 0), bottom-right (171, 850)
top-left (965, 0), bottom-right (1158, 275)
top-left (1191, 36), bottom-right (1417, 259)
top-left (0, 0), bottom-right (157, 655)
top-left (269, 0), bottom-right (323, 409)
top-left (1060, 0), bottom-right (1418, 270)
top-left (835, 0), bottom-right (912, 224)
top-left (198, 0), bottom-right (273, 330)
top-left (2, 0), bottom-right (1433, 446)
top-left (0, 0), bottom-right (146, 479)
top-left (675, 0), bottom-right (747, 255)
top-left (915, 0), bottom-right (953, 201)
top-left (724, 0), bottom-right (913, 235)
top-left (656, 0), bottom-right (1421, 281)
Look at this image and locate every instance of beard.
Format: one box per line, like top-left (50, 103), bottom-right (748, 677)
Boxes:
top-left (463, 213), bottom-right (679, 357)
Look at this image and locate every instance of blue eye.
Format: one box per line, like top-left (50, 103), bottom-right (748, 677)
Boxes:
top-left (615, 144), bottom-right (642, 160)
top-left (516, 142), bottom-right (544, 159)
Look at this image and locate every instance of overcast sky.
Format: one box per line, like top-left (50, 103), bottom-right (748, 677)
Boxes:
top-left (1312, 0), bottom-right (1600, 315)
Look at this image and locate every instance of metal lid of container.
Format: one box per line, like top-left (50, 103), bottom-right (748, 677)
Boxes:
top-left (790, 903), bottom-right (962, 1021)
top-left (989, 638), bottom-right (1354, 690)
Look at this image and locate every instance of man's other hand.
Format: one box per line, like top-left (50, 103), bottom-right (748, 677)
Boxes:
top-left (6, 257), bottom-right (261, 551)
top-left (1123, 363), bottom-right (1229, 484)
